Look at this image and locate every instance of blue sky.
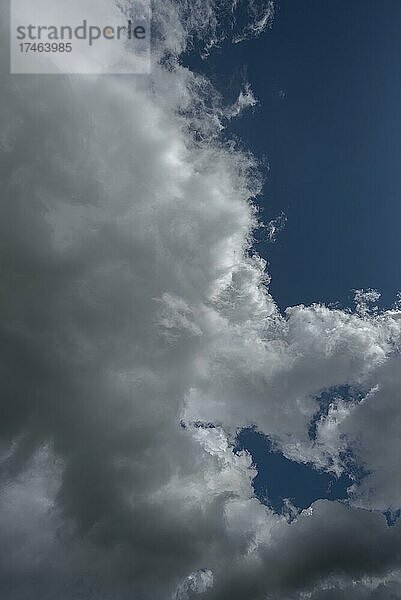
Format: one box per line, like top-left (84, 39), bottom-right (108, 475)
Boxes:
top-left (235, 426), bottom-right (353, 514)
top-left (186, 0), bottom-right (401, 311)
top-left (185, 0), bottom-right (401, 514)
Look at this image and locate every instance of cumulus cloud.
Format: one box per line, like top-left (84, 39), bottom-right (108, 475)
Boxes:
top-left (1, 1), bottom-right (401, 599)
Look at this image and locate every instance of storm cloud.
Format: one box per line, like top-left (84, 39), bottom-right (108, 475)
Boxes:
top-left (1, 1), bottom-right (401, 599)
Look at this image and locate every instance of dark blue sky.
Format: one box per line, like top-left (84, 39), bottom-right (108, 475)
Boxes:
top-left (185, 0), bottom-right (401, 513)
top-left (186, 0), bottom-right (401, 311)
top-left (235, 428), bottom-right (352, 514)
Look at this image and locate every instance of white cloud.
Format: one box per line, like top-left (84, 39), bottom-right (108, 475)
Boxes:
top-left (175, 569), bottom-right (214, 599)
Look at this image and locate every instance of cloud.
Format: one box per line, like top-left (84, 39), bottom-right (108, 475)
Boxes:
top-left (175, 569), bottom-right (214, 599)
top-left (206, 501), bottom-right (401, 599)
top-left (152, 0), bottom-right (274, 57)
top-left (265, 211), bottom-right (287, 242)
top-left (1, 0), bottom-right (401, 599)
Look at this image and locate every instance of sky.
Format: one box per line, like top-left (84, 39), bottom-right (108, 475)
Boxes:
top-left (1, 1), bottom-right (401, 600)
top-left (182, 0), bottom-right (401, 522)
top-left (186, 0), bottom-right (401, 311)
